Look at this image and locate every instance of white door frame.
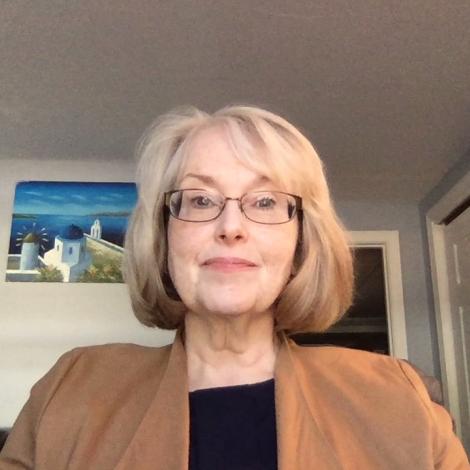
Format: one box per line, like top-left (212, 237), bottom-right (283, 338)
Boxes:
top-left (349, 231), bottom-right (408, 359)
top-left (426, 169), bottom-right (470, 437)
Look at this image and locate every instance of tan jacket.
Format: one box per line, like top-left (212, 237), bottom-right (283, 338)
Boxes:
top-left (1, 329), bottom-right (468, 469)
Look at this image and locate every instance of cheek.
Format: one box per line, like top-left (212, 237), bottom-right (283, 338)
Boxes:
top-left (167, 221), bottom-right (201, 284)
top-left (259, 225), bottom-right (298, 268)
top-left (167, 240), bottom-right (194, 303)
top-left (167, 222), bottom-right (184, 282)
top-left (167, 219), bottom-right (192, 257)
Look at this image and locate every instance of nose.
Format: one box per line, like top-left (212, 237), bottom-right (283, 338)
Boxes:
top-left (214, 199), bottom-right (248, 243)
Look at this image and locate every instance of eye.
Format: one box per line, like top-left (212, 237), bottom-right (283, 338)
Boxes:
top-left (190, 194), bottom-right (216, 208)
top-left (254, 196), bottom-right (276, 209)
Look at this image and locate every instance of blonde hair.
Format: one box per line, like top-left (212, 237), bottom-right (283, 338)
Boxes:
top-left (124, 105), bottom-right (353, 333)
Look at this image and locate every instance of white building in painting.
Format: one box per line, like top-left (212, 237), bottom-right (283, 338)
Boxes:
top-left (90, 219), bottom-right (102, 239)
top-left (44, 224), bottom-right (91, 282)
top-left (20, 232), bottom-right (40, 270)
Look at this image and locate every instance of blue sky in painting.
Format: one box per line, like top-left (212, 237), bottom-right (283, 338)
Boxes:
top-left (13, 181), bottom-right (138, 216)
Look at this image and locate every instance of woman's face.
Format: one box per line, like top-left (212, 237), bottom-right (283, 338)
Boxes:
top-left (167, 126), bottom-right (299, 319)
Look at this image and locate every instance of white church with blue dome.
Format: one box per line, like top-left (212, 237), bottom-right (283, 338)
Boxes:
top-left (43, 224), bottom-right (92, 282)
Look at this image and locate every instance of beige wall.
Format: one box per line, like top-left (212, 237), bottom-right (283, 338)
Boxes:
top-left (0, 157), bottom-right (175, 427)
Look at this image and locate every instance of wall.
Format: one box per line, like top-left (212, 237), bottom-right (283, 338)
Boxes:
top-left (336, 199), bottom-right (438, 378)
top-left (0, 157), bottom-right (175, 427)
top-left (420, 150), bottom-right (470, 214)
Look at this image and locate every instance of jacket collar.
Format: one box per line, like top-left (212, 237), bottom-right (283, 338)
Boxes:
top-left (116, 328), bottom-right (341, 470)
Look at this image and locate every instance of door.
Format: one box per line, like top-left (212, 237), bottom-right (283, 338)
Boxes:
top-left (443, 205), bottom-right (470, 452)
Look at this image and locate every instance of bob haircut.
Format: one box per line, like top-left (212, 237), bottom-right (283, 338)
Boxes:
top-left (124, 104), bottom-right (354, 333)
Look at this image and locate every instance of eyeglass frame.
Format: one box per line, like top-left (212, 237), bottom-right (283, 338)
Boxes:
top-left (164, 188), bottom-right (303, 225)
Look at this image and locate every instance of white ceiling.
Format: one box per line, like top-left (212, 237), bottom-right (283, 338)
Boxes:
top-left (1, 1), bottom-right (470, 201)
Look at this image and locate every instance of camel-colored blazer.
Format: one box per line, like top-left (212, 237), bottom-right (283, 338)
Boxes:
top-left (1, 329), bottom-right (468, 469)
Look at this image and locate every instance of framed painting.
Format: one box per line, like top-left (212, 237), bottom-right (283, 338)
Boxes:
top-left (5, 181), bottom-right (137, 283)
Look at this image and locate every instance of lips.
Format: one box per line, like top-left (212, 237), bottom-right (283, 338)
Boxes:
top-left (202, 257), bottom-right (257, 267)
top-left (202, 257), bottom-right (258, 273)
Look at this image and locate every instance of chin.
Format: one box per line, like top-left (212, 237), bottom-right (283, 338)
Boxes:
top-left (186, 284), bottom-right (280, 318)
top-left (200, 295), bottom-right (275, 319)
top-left (205, 303), bottom-right (254, 317)
top-left (196, 295), bottom-right (257, 317)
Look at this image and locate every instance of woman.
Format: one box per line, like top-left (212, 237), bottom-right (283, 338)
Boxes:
top-left (0, 105), bottom-right (468, 469)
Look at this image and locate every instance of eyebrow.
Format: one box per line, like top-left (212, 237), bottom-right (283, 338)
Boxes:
top-left (180, 173), bottom-right (271, 189)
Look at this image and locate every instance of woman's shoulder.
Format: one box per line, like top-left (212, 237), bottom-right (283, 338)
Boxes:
top-left (283, 345), bottom-right (468, 466)
top-left (62, 341), bottom-right (172, 366)
top-left (287, 341), bottom-right (433, 409)
top-left (289, 341), bottom-right (405, 372)
top-left (288, 342), bottom-right (416, 389)
top-left (54, 341), bottom-right (172, 374)
top-left (289, 340), bottom-right (393, 363)
top-left (31, 342), bottom-right (173, 401)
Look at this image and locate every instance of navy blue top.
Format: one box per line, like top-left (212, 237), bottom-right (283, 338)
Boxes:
top-left (188, 378), bottom-right (278, 470)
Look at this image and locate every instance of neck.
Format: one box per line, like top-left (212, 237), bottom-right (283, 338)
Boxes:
top-left (184, 310), bottom-right (280, 392)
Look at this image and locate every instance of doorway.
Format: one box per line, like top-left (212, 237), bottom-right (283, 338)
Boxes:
top-left (291, 230), bottom-right (408, 359)
top-left (427, 170), bottom-right (470, 451)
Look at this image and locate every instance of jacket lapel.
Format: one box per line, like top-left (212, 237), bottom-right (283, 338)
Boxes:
top-left (116, 329), bottom-right (341, 470)
top-left (115, 328), bottom-right (189, 470)
top-left (275, 332), bottom-right (342, 470)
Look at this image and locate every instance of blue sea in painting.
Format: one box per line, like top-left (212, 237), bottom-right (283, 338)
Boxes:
top-left (9, 214), bottom-right (129, 255)
top-left (7, 181), bottom-right (137, 256)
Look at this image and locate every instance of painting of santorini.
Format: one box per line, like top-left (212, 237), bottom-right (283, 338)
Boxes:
top-left (5, 181), bottom-right (137, 283)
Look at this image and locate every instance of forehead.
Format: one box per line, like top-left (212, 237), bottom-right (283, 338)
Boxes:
top-left (176, 124), bottom-right (288, 191)
top-left (185, 125), bottom-right (238, 167)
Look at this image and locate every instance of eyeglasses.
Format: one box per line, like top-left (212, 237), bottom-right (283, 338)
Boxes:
top-left (165, 189), bottom-right (302, 225)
